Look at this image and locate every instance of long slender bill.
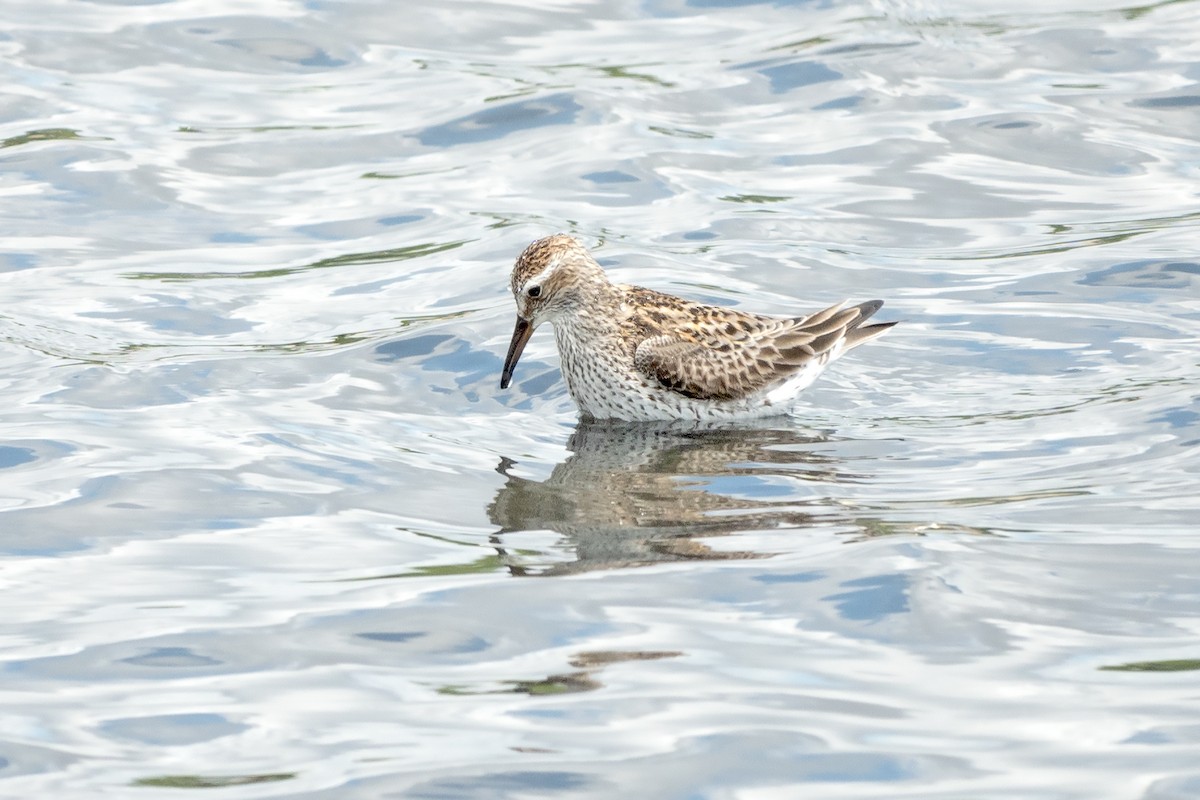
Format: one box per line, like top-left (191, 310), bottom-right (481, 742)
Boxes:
top-left (500, 317), bottom-right (534, 389)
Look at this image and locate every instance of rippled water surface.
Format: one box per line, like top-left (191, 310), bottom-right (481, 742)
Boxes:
top-left (3, 0), bottom-right (1199, 797)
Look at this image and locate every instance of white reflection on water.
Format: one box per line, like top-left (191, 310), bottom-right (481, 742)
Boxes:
top-left (1, 0), bottom-right (1200, 796)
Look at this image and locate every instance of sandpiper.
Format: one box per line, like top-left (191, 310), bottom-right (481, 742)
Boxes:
top-left (500, 234), bottom-right (895, 421)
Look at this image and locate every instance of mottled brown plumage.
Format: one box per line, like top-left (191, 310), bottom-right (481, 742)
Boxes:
top-left (500, 234), bottom-right (895, 421)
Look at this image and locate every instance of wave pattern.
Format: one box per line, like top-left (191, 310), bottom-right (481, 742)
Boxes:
top-left (1, 0), bottom-right (1198, 796)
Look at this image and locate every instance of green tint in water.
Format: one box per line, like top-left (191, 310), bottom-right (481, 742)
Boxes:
top-left (124, 241), bottom-right (470, 282)
top-left (133, 773), bottom-right (295, 788)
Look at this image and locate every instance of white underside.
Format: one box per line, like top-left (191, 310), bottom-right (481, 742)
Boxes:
top-left (548, 318), bottom-right (853, 422)
top-left (557, 332), bottom-right (843, 422)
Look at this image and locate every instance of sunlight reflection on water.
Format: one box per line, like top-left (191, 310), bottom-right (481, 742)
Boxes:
top-left (2, 0), bottom-right (1199, 797)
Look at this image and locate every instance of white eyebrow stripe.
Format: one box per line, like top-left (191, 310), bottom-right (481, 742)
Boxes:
top-left (523, 258), bottom-right (559, 288)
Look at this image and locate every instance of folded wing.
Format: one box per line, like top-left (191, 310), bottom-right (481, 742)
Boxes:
top-left (633, 300), bottom-right (893, 402)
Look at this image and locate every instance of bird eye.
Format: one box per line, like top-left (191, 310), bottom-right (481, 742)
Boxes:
top-left (527, 285), bottom-right (541, 299)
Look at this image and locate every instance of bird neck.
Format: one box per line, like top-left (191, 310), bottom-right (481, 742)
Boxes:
top-left (553, 280), bottom-right (620, 334)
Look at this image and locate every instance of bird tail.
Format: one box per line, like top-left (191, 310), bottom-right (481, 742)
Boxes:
top-left (843, 300), bottom-right (897, 350)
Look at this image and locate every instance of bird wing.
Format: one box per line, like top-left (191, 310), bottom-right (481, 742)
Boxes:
top-left (632, 301), bottom-right (882, 402)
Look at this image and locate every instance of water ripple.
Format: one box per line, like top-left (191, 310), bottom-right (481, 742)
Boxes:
top-left (2, 0), bottom-right (1199, 796)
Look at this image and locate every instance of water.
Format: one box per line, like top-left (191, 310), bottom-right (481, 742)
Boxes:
top-left (2, 0), bottom-right (1199, 797)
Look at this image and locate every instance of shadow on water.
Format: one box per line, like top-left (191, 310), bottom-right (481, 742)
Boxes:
top-left (487, 418), bottom-right (873, 576)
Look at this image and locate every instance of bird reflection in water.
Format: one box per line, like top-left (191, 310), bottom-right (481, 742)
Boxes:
top-left (487, 419), bottom-right (866, 576)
